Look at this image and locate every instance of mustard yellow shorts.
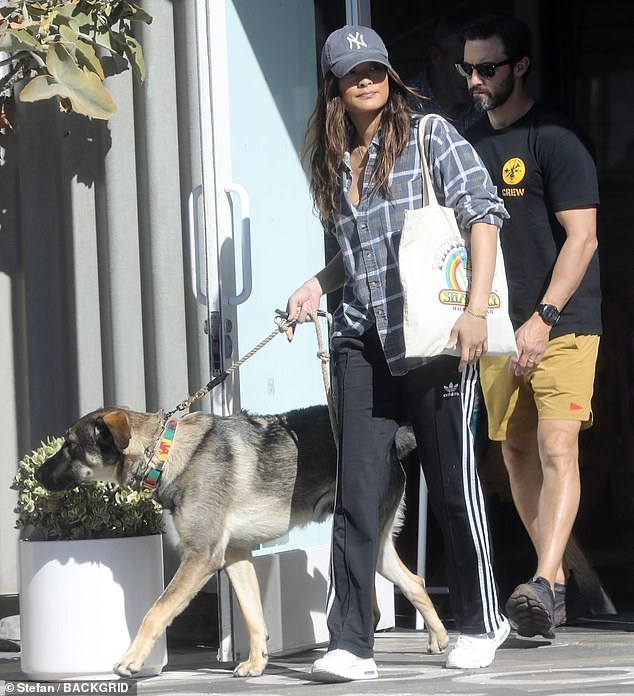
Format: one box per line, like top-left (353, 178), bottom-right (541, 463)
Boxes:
top-left (480, 333), bottom-right (600, 441)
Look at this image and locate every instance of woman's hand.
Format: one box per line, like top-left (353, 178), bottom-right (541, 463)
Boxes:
top-left (445, 221), bottom-right (496, 371)
top-left (445, 310), bottom-right (488, 372)
top-left (285, 252), bottom-right (344, 341)
top-left (285, 277), bottom-right (323, 341)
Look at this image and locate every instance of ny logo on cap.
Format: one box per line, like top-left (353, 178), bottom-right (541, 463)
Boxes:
top-left (346, 31), bottom-right (367, 50)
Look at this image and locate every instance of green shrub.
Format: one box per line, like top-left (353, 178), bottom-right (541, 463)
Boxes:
top-left (12, 438), bottom-right (163, 541)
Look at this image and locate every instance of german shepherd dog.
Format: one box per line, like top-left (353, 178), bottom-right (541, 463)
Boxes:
top-left (35, 405), bottom-right (449, 678)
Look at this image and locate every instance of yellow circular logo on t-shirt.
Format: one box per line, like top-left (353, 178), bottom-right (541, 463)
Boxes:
top-left (502, 157), bottom-right (525, 185)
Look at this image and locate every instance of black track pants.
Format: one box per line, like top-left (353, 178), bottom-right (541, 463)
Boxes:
top-left (326, 328), bottom-right (504, 658)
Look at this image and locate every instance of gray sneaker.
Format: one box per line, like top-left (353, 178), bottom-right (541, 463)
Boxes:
top-left (554, 582), bottom-right (567, 627)
top-left (506, 576), bottom-right (555, 638)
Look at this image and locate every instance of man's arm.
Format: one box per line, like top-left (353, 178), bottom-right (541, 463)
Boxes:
top-left (541, 207), bottom-right (598, 309)
top-left (511, 206), bottom-right (598, 374)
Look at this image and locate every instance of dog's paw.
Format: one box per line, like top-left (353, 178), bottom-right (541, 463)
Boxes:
top-left (426, 630), bottom-right (450, 654)
top-left (233, 654), bottom-right (267, 678)
top-left (113, 659), bottom-right (141, 678)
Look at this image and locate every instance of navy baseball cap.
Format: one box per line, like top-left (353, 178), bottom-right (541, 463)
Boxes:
top-left (321, 25), bottom-right (392, 78)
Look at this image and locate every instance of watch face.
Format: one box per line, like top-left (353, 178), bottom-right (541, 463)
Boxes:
top-left (538, 304), bottom-right (560, 325)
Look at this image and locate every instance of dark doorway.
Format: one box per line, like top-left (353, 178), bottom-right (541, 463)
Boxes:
top-left (370, 0), bottom-right (634, 621)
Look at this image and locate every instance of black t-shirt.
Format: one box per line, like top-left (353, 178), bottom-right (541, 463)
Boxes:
top-left (465, 101), bottom-right (602, 338)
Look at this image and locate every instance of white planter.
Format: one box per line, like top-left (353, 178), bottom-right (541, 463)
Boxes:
top-left (19, 535), bottom-right (167, 681)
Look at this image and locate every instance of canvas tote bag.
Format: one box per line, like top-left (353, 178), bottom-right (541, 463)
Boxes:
top-left (399, 115), bottom-right (517, 359)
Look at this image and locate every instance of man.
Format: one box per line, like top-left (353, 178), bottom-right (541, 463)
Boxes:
top-left (408, 5), bottom-right (482, 134)
top-left (458, 14), bottom-right (602, 639)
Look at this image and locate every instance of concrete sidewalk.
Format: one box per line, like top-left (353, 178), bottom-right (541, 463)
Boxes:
top-left (2, 616), bottom-right (634, 695)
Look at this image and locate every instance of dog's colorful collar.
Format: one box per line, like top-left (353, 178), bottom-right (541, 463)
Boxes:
top-left (143, 419), bottom-right (178, 491)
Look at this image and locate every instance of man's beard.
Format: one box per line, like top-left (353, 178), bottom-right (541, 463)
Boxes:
top-left (470, 72), bottom-right (515, 112)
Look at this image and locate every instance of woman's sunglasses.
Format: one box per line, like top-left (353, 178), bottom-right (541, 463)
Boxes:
top-left (454, 58), bottom-right (514, 79)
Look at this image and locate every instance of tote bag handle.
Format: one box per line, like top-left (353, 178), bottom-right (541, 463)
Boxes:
top-left (417, 115), bottom-right (440, 209)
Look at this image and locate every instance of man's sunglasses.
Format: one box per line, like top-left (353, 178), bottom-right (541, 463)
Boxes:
top-left (454, 58), bottom-right (514, 79)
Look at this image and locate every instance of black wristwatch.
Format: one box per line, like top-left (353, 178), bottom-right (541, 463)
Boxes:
top-left (536, 303), bottom-right (560, 326)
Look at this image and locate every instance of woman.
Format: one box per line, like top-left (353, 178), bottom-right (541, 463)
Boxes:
top-left (286, 25), bottom-right (509, 682)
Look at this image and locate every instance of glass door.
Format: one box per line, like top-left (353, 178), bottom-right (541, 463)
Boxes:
top-left (193, 0), bottom-right (391, 663)
top-left (194, 0), bottom-right (333, 662)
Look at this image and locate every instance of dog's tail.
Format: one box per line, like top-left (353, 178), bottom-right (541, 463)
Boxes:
top-left (395, 425), bottom-right (417, 462)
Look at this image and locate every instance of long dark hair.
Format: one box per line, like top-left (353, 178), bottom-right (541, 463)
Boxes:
top-left (302, 68), bottom-right (422, 229)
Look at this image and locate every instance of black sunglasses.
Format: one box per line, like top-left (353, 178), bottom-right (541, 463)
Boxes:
top-left (455, 58), bottom-right (514, 79)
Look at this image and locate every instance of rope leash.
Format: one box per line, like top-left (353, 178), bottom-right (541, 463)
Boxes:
top-left (162, 310), bottom-right (300, 422)
top-left (307, 307), bottom-right (339, 447)
top-left (140, 308), bottom-right (338, 490)
top-left (271, 307), bottom-right (338, 446)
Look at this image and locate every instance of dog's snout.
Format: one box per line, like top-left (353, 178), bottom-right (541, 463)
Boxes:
top-left (35, 465), bottom-right (60, 491)
top-left (36, 450), bottom-right (80, 492)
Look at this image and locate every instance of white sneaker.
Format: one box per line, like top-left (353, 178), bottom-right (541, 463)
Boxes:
top-left (311, 648), bottom-right (378, 682)
top-left (445, 617), bottom-right (510, 669)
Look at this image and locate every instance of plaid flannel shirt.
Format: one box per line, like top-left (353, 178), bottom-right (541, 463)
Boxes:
top-left (330, 115), bottom-right (509, 376)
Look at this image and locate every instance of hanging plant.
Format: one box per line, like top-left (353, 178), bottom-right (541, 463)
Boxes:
top-left (0, 0), bottom-right (152, 125)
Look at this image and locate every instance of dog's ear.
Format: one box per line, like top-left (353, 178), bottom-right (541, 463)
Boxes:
top-left (97, 411), bottom-right (132, 450)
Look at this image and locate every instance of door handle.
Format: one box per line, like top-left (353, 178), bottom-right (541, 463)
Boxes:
top-left (224, 183), bottom-right (252, 306)
top-left (187, 184), bottom-right (207, 305)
